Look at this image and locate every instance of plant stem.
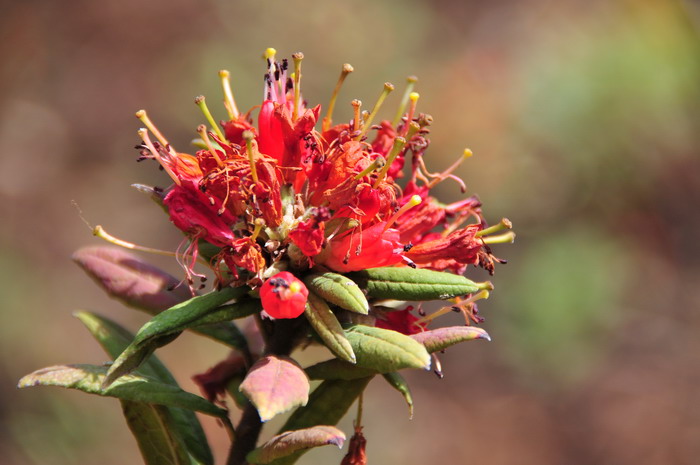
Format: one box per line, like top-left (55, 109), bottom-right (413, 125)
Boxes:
top-left (226, 318), bottom-right (305, 465)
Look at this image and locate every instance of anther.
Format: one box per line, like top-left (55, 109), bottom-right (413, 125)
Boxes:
top-left (250, 218), bottom-right (265, 242)
top-left (354, 156), bottom-right (386, 180)
top-left (476, 218), bottom-right (513, 237)
top-left (197, 124), bottom-right (224, 168)
top-left (292, 52), bottom-right (304, 121)
top-left (427, 148), bottom-right (474, 190)
top-left (357, 82), bottom-right (395, 140)
top-left (384, 194), bottom-right (421, 231)
top-left (242, 130), bottom-right (259, 183)
top-left (393, 75), bottom-right (418, 126)
top-left (400, 92), bottom-right (420, 137)
top-left (218, 70), bottom-right (240, 119)
top-left (323, 63), bottom-right (354, 132)
top-left (137, 128), bottom-right (180, 186)
top-left (194, 95), bottom-right (226, 142)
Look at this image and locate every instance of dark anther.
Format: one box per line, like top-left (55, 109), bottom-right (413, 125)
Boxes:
top-left (451, 306), bottom-right (461, 313)
top-left (285, 77), bottom-right (293, 93)
top-left (403, 243), bottom-right (414, 252)
top-left (407, 262), bottom-right (417, 269)
top-left (281, 59), bottom-right (288, 71)
top-left (200, 277), bottom-right (208, 282)
top-left (434, 370), bottom-right (444, 379)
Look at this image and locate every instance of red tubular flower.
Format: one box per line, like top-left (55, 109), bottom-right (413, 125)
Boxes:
top-left (259, 271), bottom-right (309, 319)
top-left (323, 222), bottom-right (403, 273)
top-left (163, 186), bottom-right (235, 247)
top-left (375, 307), bottom-right (426, 335)
top-left (405, 224), bottom-right (484, 273)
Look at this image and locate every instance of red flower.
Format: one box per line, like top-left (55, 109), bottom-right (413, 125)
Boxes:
top-left (323, 222), bottom-right (403, 273)
top-left (375, 307), bottom-right (426, 335)
top-left (259, 271), bottom-right (309, 319)
top-left (405, 224), bottom-right (484, 273)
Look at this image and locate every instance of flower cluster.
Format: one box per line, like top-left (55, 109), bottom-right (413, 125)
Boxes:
top-left (21, 49), bottom-right (514, 465)
top-left (135, 48), bottom-right (512, 320)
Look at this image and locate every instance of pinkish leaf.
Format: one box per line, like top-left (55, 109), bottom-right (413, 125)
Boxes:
top-left (240, 356), bottom-right (310, 422)
top-left (410, 326), bottom-right (491, 353)
top-left (246, 426), bottom-right (346, 464)
top-left (73, 246), bottom-right (191, 314)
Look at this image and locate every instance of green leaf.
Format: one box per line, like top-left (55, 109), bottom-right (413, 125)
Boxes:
top-left (304, 292), bottom-right (356, 363)
top-left (239, 356), bottom-right (310, 422)
top-left (410, 326), bottom-right (491, 353)
top-left (121, 401), bottom-right (192, 465)
top-left (382, 372), bottom-right (414, 419)
top-left (18, 364), bottom-right (228, 419)
top-left (305, 360), bottom-right (377, 381)
top-left (72, 246), bottom-right (191, 314)
top-left (75, 311), bottom-right (213, 465)
top-left (345, 325), bottom-right (431, 373)
top-left (304, 272), bottom-right (369, 315)
top-left (104, 287), bottom-right (247, 386)
top-left (349, 267), bottom-right (488, 301)
top-left (270, 378), bottom-right (372, 465)
top-left (247, 426), bottom-right (346, 464)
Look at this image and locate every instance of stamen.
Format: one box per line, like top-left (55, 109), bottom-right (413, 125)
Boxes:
top-left (481, 231), bottom-right (516, 245)
top-left (351, 99), bottom-right (362, 133)
top-left (194, 95), bottom-right (226, 142)
top-left (93, 225), bottom-right (207, 266)
top-left (357, 82), bottom-right (395, 140)
top-left (135, 110), bottom-right (170, 148)
top-left (292, 52), bottom-right (304, 121)
top-left (373, 136), bottom-right (406, 187)
top-left (354, 156), bottom-right (385, 180)
top-left (392, 75), bottom-right (418, 126)
top-left (405, 121), bottom-right (421, 141)
top-left (476, 218), bottom-right (513, 237)
top-left (400, 92), bottom-right (420, 137)
top-left (218, 70), bottom-right (240, 119)
top-left (322, 63), bottom-right (354, 132)
top-left (242, 130), bottom-right (259, 183)
top-left (427, 148), bottom-right (473, 189)
top-left (197, 125), bottom-right (225, 169)
top-left (137, 128), bottom-right (180, 186)
top-left (414, 290), bottom-right (490, 326)
top-left (384, 194), bottom-right (421, 231)
top-left (250, 218), bottom-right (265, 242)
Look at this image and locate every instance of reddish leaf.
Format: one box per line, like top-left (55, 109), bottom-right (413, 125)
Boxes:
top-left (73, 246), bottom-right (191, 314)
top-left (410, 326), bottom-right (491, 353)
top-left (239, 356), bottom-right (310, 422)
top-left (247, 426), bottom-right (345, 464)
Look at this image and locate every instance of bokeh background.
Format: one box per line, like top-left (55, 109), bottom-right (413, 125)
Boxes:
top-left (2, 0), bottom-right (699, 463)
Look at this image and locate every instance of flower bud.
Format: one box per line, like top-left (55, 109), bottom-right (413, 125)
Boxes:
top-left (259, 272), bottom-right (308, 319)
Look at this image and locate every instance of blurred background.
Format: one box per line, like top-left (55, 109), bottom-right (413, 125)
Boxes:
top-left (2, 0), bottom-right (699, 463)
